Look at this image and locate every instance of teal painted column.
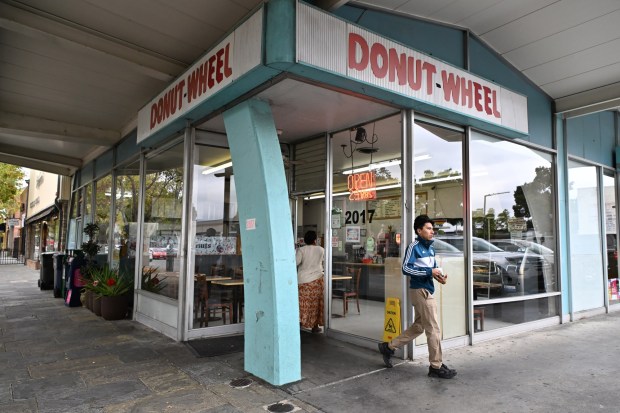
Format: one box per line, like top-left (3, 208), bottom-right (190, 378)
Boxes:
top-left (223, 99), bottom-right (301, 385)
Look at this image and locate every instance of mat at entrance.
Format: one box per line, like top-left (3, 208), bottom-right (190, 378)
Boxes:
top-left (186, 335), bottom-right (244, 357)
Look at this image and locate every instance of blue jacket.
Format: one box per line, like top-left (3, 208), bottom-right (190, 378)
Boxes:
top-left (402, 237), bottom-right (437, 294)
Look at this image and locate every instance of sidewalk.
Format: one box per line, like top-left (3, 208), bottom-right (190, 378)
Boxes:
top-left (1, 264), bottom-right (618, 412)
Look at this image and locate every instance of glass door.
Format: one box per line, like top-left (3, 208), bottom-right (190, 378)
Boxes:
top-left (329, 114), bottom-right (402, 341)
top-left (568, 160), bottom-right (605, 312)
top-left (189, 143), bottom-right (244, 332)
top-left (603, 171), bottom-right (617, 305)
top-left (413, 120), bottom-right (466, 343)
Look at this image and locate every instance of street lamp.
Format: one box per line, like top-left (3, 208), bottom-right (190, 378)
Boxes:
top-left (483, 191), bottom-right (510, 240)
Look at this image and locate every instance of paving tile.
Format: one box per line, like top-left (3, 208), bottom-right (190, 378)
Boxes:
top-left (81, 360), bottom-right (178, 386)
top-left (140, 368), bottom-right (202, 394)
top-left (0, 399), bottom-right (37, 413)
top-left (36, 379), bottom-right (150, 412)
top-left (28, 354), bottom-right (122, 379)
top-left (12, 373), bottom-right (85, 400)
top-left (104, 387), bottom-right (229, 413)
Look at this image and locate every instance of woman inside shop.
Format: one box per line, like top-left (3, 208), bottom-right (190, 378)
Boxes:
top-left (296, 231), bottom-right (324, 333)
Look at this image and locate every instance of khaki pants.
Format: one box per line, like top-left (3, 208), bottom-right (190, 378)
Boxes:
top-left (389, 288), bottom-right (442, 369)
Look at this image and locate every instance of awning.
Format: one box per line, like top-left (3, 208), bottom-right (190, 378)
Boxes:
top-left (25, 205), bottom-right (58, 225)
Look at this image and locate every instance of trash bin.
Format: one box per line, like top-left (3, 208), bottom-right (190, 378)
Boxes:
top-left (53, 253), bottom-right (65, 298)
top-left (38, 252), bottom-right (55, 290)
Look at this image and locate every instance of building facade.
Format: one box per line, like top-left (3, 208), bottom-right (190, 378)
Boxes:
top-left (65, 0), bottom-right (619, 385)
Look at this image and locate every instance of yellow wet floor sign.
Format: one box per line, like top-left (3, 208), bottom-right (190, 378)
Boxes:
top-left (383, 297), bottom-right (401, 342)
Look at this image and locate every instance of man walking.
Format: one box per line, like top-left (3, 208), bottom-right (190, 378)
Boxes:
top-left (378, 215), bottom-right (457, 379)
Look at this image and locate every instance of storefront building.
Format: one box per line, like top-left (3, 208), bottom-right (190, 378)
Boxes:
top-left (65, 0), bottom-right (619, 385)
top-left (24, 171), bottom-right (70, 269)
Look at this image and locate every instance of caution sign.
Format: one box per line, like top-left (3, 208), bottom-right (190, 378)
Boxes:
top-left (383, 297), bottom-right (401, 342)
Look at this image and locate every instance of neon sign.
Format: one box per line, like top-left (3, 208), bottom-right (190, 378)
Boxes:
top-left (347, 171), bottom-right (377, 201)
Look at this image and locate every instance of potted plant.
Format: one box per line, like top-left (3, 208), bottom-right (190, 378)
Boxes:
top-left (81, 223), bottom-right (101, 261)
top-left (142, 266), bottom-right (167, 294)
top-left (87, 266), bottom-right (133, 320)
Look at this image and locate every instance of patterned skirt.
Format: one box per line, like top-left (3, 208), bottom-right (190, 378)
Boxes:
top-left (298, 277), bottom-right (324, 329)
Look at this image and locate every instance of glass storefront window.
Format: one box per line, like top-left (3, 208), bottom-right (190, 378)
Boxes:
top-left (112, 161), bottom-right (140, 275)
top-left (189, 144), bottom-right (242, 329)
top-left (67, 192), bottom-right (78, 250)
top-left (414, 121), bottom-right (465, 341)
top-left (141, 143), bottom-right (184, 300)
top-left (568, 161), bottom-right (605, 311)
top-left (330, 115), bottom-right (402, 340)
top-left (95, 175), bottom-right (112, 267)
top-left (470, 131), bottom-right (558, 331)
top-left (603, 172), bottom-right (618, 304)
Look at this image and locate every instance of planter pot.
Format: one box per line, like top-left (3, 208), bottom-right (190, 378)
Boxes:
top-left (93, 295), bottom-right (102, 316)
top-left (84, 290), bottom-right (92, 310)
top-left (100, 295), bottom-right (129, 321)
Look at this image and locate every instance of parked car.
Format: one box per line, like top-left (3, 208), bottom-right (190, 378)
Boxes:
top-left (150, 247), bottom-right (168, 260)
top-left (436, 236), bottom-right (555, 297)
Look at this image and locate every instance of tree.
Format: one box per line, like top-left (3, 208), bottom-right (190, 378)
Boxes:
top-left (0, 163), bottom-right (25, 219)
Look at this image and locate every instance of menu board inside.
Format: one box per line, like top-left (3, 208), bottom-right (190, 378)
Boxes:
top-left (367, 197), bottom-right (401, 219)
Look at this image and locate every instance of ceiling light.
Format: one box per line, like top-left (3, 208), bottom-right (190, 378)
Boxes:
top-left (202, 161), bottom-right (233, 175)
top-left (342, 159), bottom-right (402, 175)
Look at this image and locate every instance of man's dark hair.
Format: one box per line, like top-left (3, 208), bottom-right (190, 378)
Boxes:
top-left (304, 231), bottom-right (317, 245)
top-left (414, 215), bottom-right (434, 232)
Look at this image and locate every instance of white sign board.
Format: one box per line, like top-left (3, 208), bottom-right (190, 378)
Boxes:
top-left (137, 9), bottom-right (263, 143)
top-left (296, 2), bottom-right (528, 134)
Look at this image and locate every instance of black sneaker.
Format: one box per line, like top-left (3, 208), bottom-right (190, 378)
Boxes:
top-left (428, 364), bottom-right (457, 379)
top-left (378, 342), bottom-right (394, 368)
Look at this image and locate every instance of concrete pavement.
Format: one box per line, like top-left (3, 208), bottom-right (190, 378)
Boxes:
top-left (1, 263), bottom-right (619, 412)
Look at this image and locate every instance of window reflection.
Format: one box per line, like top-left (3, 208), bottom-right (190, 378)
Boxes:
top-left (470, 132), bottom-right (558, 303)
top-left (604, 173), bottom-right (618, 304)
top-left (94, 175), bottom-right (112, 267)
top-left (112, 161), bottom-right (140, 276)
top-left (568, 161), bottom-right (604, 311)
top-left (190, 144), bottom-right (243, 329)
top-left (414, 121), bottom-right (465, 341)
top-left (141, 144), bottom-right (184, 300)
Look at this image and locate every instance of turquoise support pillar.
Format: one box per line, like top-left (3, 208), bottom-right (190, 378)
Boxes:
top-left (223, 99), bottom-right (301, 385)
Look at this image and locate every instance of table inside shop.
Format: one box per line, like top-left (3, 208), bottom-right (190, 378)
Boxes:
top-left (332, 262), bottom-right (385, 301)
top-left (194, 274), bottom-right (232, 326)
top-left (211, 279), bottom-right (244, 324)
top-left (473, 281), bottom-right (504, 300)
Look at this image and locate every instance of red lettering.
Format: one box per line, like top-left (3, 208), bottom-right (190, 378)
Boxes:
top-left (407, 57), bottom-right (422, 91)
top-left (483, 86), bottom-right (492, 115)
top-left (150, 104), bottom-right (158, 129)
top-left (492, 90), bottom-right (501, 118)
top-left (473, 82), bottom-right (483, 112)
top-left (461, 78), bottom-right (472, 108)
top-left (388, 49), bottom-right (407, 85)
top-left (187, 66), bottom-right (205, 103)
top-left (176, 81), bottom-right (184, 110)
top-left (423, 62), bottom-right (436, 95)
top-left (207, 55), bottom-right (217, 89)
top-left (348, 33), bottom-right (369, 71)
top-left (223, 43), bottom-right (232, 78)
top-left (441, 70), bottom-right (460, 104)
top-left (216, 48), bottom-right (225, 83)
top-left (370, 43), bottom-right (388, 79)
top-left (156, 99), bottom-right (164, 124)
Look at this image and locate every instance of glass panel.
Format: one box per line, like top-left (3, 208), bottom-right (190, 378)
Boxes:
top-left (142, 144), bottom-right (184, 300)
top-left (414, 121), bottom-right (465, 341)
top-left (84, 183), bottom-right (92, 227)
top-left (330, 115), bottom-right (402, 340)
top-left (568, 161), bottom-right (604, 311)
top-left (67, 192), bottom-right (78, 250)
top-left (111, 161), bottom-right (140, 276)
top-left (470, 132), bottom-right (558, 303)
top-left (94, 175), bottom-right (112, 267)
top-left (604, 172), bottom-right (618, 304)
top-left (190, 144), bottom-right (243, 329)
top-left (474, 297), bottom-right (557, 332)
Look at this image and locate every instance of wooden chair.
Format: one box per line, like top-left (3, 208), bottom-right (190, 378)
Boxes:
top-left (332, 267), bottom-right (361, 316)
top-left (194, 275), bottom-right (232, 327)
top-left (473, 308), bottom-right (485, 332)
